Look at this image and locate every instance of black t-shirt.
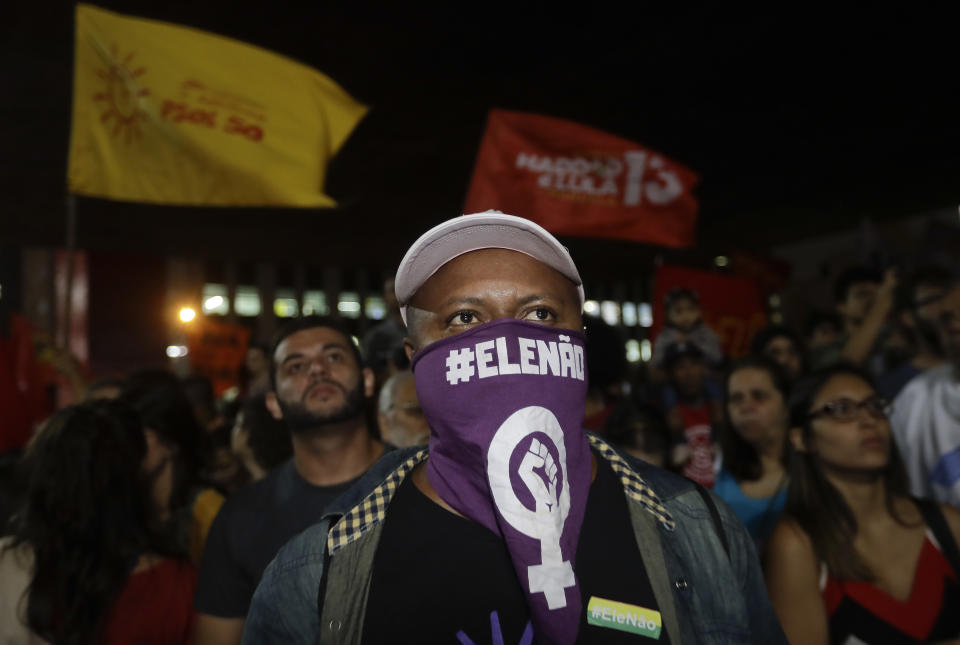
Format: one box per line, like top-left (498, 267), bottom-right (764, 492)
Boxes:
top-left (194, 459), bottom-right (357, 617)
top-left (362, 452), bottom-right (672, 643)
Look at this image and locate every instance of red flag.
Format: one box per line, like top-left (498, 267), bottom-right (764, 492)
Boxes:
top-left (0, 315), bottom-right (54, 452)
top-left (464, 109), bottom-right (699, 247)
top-left (0, 336), bottom-right (32, 452)
top-left (652, 265), bottom-right (767, 358)
top-left (729, 250), bottom-right (793, 295)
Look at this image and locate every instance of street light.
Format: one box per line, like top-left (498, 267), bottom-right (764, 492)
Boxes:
top-left (179, 307), bottom-right (196, 323)
top-left (166, 345), bottom-right (189, 358)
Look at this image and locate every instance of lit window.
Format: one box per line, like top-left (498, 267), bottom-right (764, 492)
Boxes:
top-left (338, 291), bottom-right (361, 319)
top-left (641, 339), bottom-right (652, 362)
top-left (638, 303), bottom-right (653, 328)
top-left (622, 302), bottom-right (638, 326)
top-left (302, 291), bottom-right (328, 315)
top-left (235, 286), bottom-right (261, 317)
top-left (714, 255), bottom-right (729, 268)
top-left (364, 296), bottom-right (387, 320)
top-left (202, 284), bottom-right (228, 315)
top-left (583, 300), bottom-right (600, 315)
top-left (625, 339), bottom-right (641, 363)
top-left (600, 301), bottom-right (620, 326)
top-left (274, 290), bottom-right (299, 318)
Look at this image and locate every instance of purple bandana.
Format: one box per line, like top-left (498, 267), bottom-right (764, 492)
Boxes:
top-left (412, 318), bottom-right (591, 645)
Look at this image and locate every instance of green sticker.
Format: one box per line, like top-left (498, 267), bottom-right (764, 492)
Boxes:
top-left (587, 596), bottom-right (662, 639)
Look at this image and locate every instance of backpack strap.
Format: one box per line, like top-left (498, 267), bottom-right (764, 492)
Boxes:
top-left (695, 484), bottom-right (730, 560)
top-left (915, 497), bottom-right (960, 577)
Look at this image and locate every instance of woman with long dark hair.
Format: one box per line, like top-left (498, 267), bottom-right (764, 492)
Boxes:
top-left (0, 401), bottom-right (195, 644)
top-left (120, 370), bottom-right (224, 564)
top-left (231, 392), bottom-right (293, 482)
top-left (765, 363), bottom-right (960, 644)
top-left (714, 357), bottom-right (790, 549)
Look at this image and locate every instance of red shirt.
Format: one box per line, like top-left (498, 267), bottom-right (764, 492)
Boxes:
top-left (104, 558), bottom-right (197, 645)
top-left (822, 534), bottom-right (960, 643)
top-left (677, 403), bottom-right (715, 488)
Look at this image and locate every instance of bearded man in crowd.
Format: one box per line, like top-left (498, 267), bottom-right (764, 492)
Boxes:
top-left (194, 316), bottom-right (386, 645)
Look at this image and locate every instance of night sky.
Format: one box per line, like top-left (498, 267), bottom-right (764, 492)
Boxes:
top-left (3, 4), bottom-right (959, 271)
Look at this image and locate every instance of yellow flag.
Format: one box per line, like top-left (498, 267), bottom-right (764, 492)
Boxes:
top-left (68, 4), bottom-right (367, 207)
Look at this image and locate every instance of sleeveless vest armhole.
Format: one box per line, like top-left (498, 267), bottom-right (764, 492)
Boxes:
top-left (694, 484), bottom-right (730, 560)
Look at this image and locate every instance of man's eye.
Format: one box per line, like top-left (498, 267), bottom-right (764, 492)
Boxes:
top-left (449, 311), bottom-right (477, 325)
top-left (525, 307), bottom-right (554, 322)
top-left (286, 363), bottom-right (303, 374)
top-left (327, 352), bottom-right (344, 363)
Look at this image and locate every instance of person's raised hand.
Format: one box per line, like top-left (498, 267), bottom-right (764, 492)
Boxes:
top-left (876, 267), bottom-right (899, 312)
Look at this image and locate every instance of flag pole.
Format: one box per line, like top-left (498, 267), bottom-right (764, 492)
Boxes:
top-left (62, 3), bottom-right (78, 352)
top-left (61, 193), bottom-right (77, 349)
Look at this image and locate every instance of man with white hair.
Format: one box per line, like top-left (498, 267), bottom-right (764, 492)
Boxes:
top-left (377, 371), bottom-right (429, 448)
top-left (244, 212), bottom-right (785, 644)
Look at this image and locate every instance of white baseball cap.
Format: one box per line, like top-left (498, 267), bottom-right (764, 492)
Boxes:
top-left (394, 211), bottom-right (584, 324)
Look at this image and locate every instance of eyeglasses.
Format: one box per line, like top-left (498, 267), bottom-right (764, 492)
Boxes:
top-left (808, 396), bottom-right (892, 422)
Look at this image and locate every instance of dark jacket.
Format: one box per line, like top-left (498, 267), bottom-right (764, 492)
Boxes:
top-left (243, 434), bottom-right (786, 644)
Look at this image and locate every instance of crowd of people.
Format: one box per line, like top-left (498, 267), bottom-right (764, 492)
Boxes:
top-left (0, 211), bottom-right (959, 644)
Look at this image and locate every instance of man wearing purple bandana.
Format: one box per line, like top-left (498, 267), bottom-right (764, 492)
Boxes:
top-left (244, 212), bottom-right (787, 644)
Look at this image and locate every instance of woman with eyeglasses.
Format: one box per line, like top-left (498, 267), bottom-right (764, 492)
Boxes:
top-left (765, 363), bottom-right (960, 645)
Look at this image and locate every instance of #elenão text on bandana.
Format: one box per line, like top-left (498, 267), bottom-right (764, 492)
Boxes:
top-left (442, 333), bottom-right (586, 385)
top-left (412, 318), bottom-right (591, 645)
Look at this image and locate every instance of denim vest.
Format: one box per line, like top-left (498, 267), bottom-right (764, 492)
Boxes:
top-left (243, 436), bottom-right (786, 645)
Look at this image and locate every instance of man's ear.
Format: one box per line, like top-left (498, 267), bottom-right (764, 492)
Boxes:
top-left (403, 337), bottom-right (416, 362)
top-left (362, 367), bottom-right (375, 398)
top-left (378, 412), bottom-right (391, 442)
top-left (265, 392), bottom-right (284, 421)
top-left (789, 426), bottom-right (807, 453)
